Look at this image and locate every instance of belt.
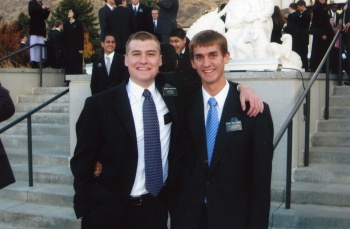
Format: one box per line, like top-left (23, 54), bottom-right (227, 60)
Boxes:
top-left (129, 193), bottom-right (154, 206)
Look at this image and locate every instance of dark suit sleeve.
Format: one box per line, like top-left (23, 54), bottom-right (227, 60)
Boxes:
top-left (129, 10), bottom-right (138, 34)
top-left (99, 7), bottom-right (108, 41)
top-left (249, 103), bottom-right (274, 228)
top-left (0, 86), bottom-right (15, 122)
top-left (90, 62), bottom-right (99, 95)
top-left (157, 0), bottom-right (175, 9)
top-left (70, 97), bottom-right (102, 218)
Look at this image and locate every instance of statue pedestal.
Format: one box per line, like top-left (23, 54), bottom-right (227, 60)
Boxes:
top-left (224, 58), bottom-right (280, 72)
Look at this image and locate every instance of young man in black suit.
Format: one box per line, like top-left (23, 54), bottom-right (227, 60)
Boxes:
top-left (172, 30), bottom-right (274, 229)
top-left (72, 31), bottom-right (265, 229)
top-left (128, 0), bottom-right (153, 33)
top-left (47, 20), bottom-right (63, 69)
top-left (296, 0), bottom-right (311, 71)
top-left (284, 3), bottom-right (299, 52)
top-left (0, 83), bottom-right (16, 189)
top-left (153, 0), bottom-right (179, 43)
top-left (99, 0), bottom-right (115, 41)
top-left (90, 34), bottom-right (128, 95)
top-left (106, 0), bottom-right (137, 55)
top-left (170, 28), bottom-right (201, 93)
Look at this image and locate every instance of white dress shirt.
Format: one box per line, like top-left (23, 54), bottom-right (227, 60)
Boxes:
top-left (127, 79), bottom-right (171, 196)
top-left (202, 80), bottom-right (230, 125)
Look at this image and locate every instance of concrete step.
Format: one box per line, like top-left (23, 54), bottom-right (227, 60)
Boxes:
top-left (11, 164), bottom-right (73, 185)
top-left (17, 95), bottom-right (69, 104)
top-left (270, 202), bottom-right (350, 229)
top-left (311, 131), bottom-right (350, 147)
top-left (333, 85), bottom-right (350, 96)
top-left (6, 149), bottom-right (70, 167)
top-left (32, 87), bottom-right (68, 95)
top-left (0, 123), bottom-right (69, 136)
top-left (0, 181), bottom-right (74, 207)
top-left (0, 221), bottom-right (40, 229)
top-left (15, 103), bottom-right (69, 113)
top-left (309, 146), bottom-right (350, 164)
top-left (330, 96), bottom-right (350, 106)
top-left (293, 164), bottom-right (350, 184)
top-left (271, 181), bottom-right (350, 207)
top-left (1, 135), bottom-right (69, 151)
top-left (0, 199), bottom-right (80, 229)
top-left (329, 106), bottom-right (350, 118)
top-left (317, 119), bottom-right (350, 132)
top-left (4, 113), bottom-right (69, 125)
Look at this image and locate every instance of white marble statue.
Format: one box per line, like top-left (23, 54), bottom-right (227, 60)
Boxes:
top-left (186, 0), bottom-right (302, 70)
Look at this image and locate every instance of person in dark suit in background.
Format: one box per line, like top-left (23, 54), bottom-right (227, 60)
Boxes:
top-left (159, 42), bottom-right (177, 72)
top-left (20, 35), bottom-right (28, 49)
top-left (99, 0), bottom-right (115, 41)
top-left (62, 9), bottom-right (84, 75)
top-left (90, 34), bottom-right (128, 95)
top-left (170, 28), bottom-right (201, 93)
top-left (151, 8), bottom-right (161, 41)
top-left (48, 20), bottom-right (63, 69)
top-left (328, 4), bottom-right (341, 28)
top-left (284, 3), bottom-right (299, 52)
top-left (28, 0), bottom-right (50, 68)
top-left (128, 0), bottom-right (153, 33)
top-left (172, 30), bottom-right (274, 229)
top-left (107, 0), bottom-right (137, 55)
top-left (0, 83), bottom-right (16, 189)
top-left (296, 0), bottom-right (311, 71)
top-left (153, 0), bottom-right (178, 43)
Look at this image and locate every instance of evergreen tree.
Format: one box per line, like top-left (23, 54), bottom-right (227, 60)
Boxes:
top-left (15, 12), bottom-right (30, 34)
top-left (48, 0), bottom-right (100, 63)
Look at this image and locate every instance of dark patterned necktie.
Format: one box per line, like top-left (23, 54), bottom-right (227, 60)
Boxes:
top-left (143, 89), bottom-right (163, 196)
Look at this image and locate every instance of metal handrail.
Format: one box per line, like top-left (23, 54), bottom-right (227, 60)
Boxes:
top-left (0, 43), bottom-right (46, 86)
top-left (0, 88), bottom-right (69, 187)
top-left (273, 29), bottom-right (342, 209)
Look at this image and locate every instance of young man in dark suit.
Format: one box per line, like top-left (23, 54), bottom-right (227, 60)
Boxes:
top-left (128, 0), bottom-right (153, 33)
top-left (0, 83), bottom-right (16, 189)
top-left (284, 3), bottom-right (299, 52)
top-left (170, 28), bottom-right (201, 93)
top-left (90, 34), bottom-right (128, 95)
top-left (296, 0), bottom-right (311, 71)
top-left (153, 0), bottom-right (179, 43)
top-left (48, 20), bottom-right (63, 69)
top-left (172, 30), bottom-right (274, 229)
top-left (106, 0), bottom-right (137, 55)
top-left (99, 0), bottom-right (115, 41)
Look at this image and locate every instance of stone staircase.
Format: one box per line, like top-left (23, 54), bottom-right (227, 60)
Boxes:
top-left (270, 85), bottom-right (350, 228)
top-left (0, 87), bottom-right (80, 229)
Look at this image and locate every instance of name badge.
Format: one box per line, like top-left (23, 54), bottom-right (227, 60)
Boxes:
top-left (226, 117), bottom-right (242, 132)
top-left (162, 84), bottom-right (178, 96)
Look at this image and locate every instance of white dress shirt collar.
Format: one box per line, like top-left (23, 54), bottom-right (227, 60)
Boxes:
top-left (128, 78), bottom-right (157, 102)
top-left (132, 3), bottom-right (140, 11)
top-left (202, 80), bottom-right (230, 123)
top-left (106, 3), bottom-right (114, 10)
top-left (104, 52), bottom-right (115, 63)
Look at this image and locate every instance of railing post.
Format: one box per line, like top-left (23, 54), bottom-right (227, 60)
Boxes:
top-left (27, 116), bottom-right (33, 187)
top-left (39, 45), bottom-right (43, 87)
top-left (285, 120), bottom-right (293, 209)
top-left (325, 57), bottom-right (330, 120)
top-left (338, 32), bottom-right (343, 86)
top-left (304, 92), bottom-right (310, 167)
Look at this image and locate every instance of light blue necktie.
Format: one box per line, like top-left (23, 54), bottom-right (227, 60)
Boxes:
top-left (106, 56), bottom-right (111, 76)
top-left (206, 98), bottom-right (219, 167)
top-left (143, 89), bottom-right (163, 196)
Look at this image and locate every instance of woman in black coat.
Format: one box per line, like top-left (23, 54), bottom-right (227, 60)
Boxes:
top-left (62, 9), bottom-right (84, 75)
top-left (0, 84), bottom-right (15, 189)
top-left (309, 0), bottom-right (334, 71)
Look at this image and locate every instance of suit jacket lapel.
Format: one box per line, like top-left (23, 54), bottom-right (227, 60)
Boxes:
top-left (109, 80), bottom-right (137, 143)
top-left (189, 92), bottom-right (208, 172)
top-left (209, 83), bottom-right (243, 174)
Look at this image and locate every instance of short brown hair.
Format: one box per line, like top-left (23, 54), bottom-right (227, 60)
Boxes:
top-left (125, 31), bottom-right (160, 55)
top-left (189, 30), bottom-right (228, 60)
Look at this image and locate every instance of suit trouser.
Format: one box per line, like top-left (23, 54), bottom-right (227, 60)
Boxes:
top-left (81, 188), bottom-right (168, 229)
